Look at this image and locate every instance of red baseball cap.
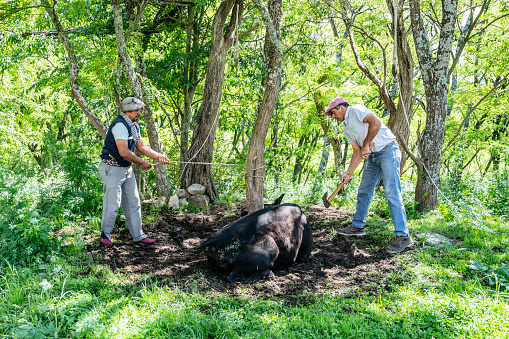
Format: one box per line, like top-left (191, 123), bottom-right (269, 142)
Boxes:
top-left (325, 96), bottom-right (347, 116)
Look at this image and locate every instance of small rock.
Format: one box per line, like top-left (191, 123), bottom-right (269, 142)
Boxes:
top-left (187, 183), bottom-right (206, 195)
top-left (159, 196), bottom-right (168, 203)
top-left (154, 199), bottom-right (166, 209)
top-left (176, 189), bottom-right (191, 199)
top-left (139, 192), bottom-right (151, 200)
top-left (418, 233), bottom-right (453, 246)
top-left (229, 203), bottom-right (238, 213)
top-left (189, 194), bottom-right (209, 208)
top-left (168, 195), bottom-right (179, 209)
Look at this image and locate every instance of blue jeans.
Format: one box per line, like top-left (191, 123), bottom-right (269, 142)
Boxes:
top-left (351, 143), bottom-right (409, 237)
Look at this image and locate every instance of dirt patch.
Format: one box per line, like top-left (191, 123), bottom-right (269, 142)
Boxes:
top-left (86, 202), bottom-right (412, 304)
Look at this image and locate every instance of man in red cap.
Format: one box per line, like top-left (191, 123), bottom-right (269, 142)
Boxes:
top-left (325, 96), bottom-right (413, 253)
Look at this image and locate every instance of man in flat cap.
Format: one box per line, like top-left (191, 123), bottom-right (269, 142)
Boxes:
top-left (325, 96), bottom-right (413, 253)
top-left (99, 97), bottom-right (170, 246)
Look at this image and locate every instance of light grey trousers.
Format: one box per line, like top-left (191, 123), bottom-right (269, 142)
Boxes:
top-left (99, 162), bottom-right (147, 242)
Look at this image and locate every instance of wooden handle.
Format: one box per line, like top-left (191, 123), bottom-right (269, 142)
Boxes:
top-left (327, 141), bottom-right (375, 202)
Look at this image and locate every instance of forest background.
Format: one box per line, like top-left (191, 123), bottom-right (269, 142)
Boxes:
top-left (1, 0), bottom-right (509, 337)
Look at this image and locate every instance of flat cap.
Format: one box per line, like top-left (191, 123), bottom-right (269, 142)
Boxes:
top-left (325, 96), bottom-right (347, 116)
top-left (120, 97), bottom-right (145, 112)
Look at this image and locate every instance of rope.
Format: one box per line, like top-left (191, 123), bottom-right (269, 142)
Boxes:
top-left (178, 97), bottom-right (221, 184)
top-left (157, 160), bottom-right (246, 167)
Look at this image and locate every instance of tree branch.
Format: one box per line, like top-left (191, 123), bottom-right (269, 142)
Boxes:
top-left (283, 80), bottom-right (333, 109)
top-left (112, 0), bottom-right (142, 97)
top-left (40, 0), bottom-right (107, 138)
top-left (252, 0), bottom-right (284, 59)
top-left (443, 76), bottom-right (508, 152)
top-left (397, 131), bottom-right (422, 165)
top-left (239, 22), bottom-right (260, 40)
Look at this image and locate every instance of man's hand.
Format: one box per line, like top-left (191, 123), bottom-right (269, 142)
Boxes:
top-left (341, 172), bottom-right (353, 184)
top-left (141, 159), bottom-right (152, 170)
top-left (157, 154), bottom-right (170, 164)
top-left (360, 144), bottom-right (372, 159)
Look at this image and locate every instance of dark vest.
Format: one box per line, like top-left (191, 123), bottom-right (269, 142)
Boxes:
top-left (100, 116), bottom-right (137, 167)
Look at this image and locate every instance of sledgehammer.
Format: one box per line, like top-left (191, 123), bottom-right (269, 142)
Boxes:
top-left (322, 141), bottom-right (375, 208)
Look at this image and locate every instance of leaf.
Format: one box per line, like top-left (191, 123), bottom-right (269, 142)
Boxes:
top-left (466, 259), bottom-right (489, 272)
top-left (439, 204), bottom-right (455, 221)
top-left (39, 279), bottom-right (52, 291)
top-left (53, 265), bottom-right (62, 274)
top-left (495, 264), bottom-right (509, 278)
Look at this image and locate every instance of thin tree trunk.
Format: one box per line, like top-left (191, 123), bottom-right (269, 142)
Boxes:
top-left (180, 0), bottom-right (244, 200)
top-left (409, 0), bottom-right (459, 211)
top-left (386, 0), bottom-right (414, 171)
top-left (299, 134), bottom-right (320, 184)
top-left (112, 0), bottom-right (170, 197)
top-left (180, 3), bottom-right (201, 171)
top-left (137, 55), bottom-right (171, 197)
top-left (293, 135), bottom-right (308, 183)
top-left (340, 0), bottom-right (414, 171)
top-left (314, 91), bottom-right (344, 179)
top-left (317, 136), bottom-right (330, 176)
top-left (42, 0), bottom-right (107, 138)
top-left (246, 0), bottom-right (284, 213)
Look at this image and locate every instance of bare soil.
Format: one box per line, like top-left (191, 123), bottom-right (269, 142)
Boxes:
top-left (87, 202), bottom-right (412, 304)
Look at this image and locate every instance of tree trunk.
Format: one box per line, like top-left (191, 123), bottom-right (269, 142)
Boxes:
top-left (386, 0), bottom-right (414, 171)
top-left (293, 135), bottom-right (308, 183)
top-left (314, 91), bottom-right (344, 179)
top-left (112, 0), bottom-right (170, 197)
top-left (180, 3), bottom-right (201, 171)
top-left (180, 0), bottom-right (244, 200)
top-left (246, 0), bottom-right (283, 213)
top-left (409, 0), bottom-right (459, 211)
top-left (137, 56), bottom-right (171, 197)
top-left (42, 0), bottom-right (107, 139)
top-left (316, 136), bottom-right (330, 177)
top-left (340, 0), bottom-right (414, 170)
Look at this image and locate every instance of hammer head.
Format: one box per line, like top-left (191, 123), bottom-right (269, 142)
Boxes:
top-left (322, 192), bottom-right (331, 208)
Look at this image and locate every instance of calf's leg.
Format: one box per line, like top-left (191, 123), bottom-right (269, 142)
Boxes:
top-left (226, 236), bottom-right (278, 282)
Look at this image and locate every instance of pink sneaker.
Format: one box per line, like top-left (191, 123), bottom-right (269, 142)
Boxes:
top-left (135, 237), bottom-right (155, 244)
top-left (100, 237), bottom-right (113, 246)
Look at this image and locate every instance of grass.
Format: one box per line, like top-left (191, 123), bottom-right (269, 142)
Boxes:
top-left (1, 172), bottom-right (509, 338)
top-left (1, 209), bottom-right (509, 338)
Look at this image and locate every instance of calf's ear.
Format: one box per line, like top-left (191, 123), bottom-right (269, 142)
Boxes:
top-left (273, 194), bottom-right (284, 206)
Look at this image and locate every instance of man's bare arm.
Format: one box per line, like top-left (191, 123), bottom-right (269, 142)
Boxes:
top-left (135, 139), bottom-right (170, 164)
top-left (342, 142), bottom-right (362, 184)
top-left (361, 113), bottom-right (381, 158)
top-left (116, 139), bottom-right (152, 170)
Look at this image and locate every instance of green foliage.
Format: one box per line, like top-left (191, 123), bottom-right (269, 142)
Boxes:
top-left (0, 169), bottom-right (60, 266)
top-left (0, 155), bottom-right (103, 267)
top-left (467, 259), bottom-right (509, 291)
top-left (439, 203), bottom-right (455, 221)
top-left (486, 168), bottom-right (509, 217)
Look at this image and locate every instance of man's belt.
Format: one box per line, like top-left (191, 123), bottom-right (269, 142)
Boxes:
top-left (372, 140), bottom-right (397, 153)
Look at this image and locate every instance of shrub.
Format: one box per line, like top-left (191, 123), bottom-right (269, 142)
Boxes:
top-left (0, 169), bottom-right (59, 266)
